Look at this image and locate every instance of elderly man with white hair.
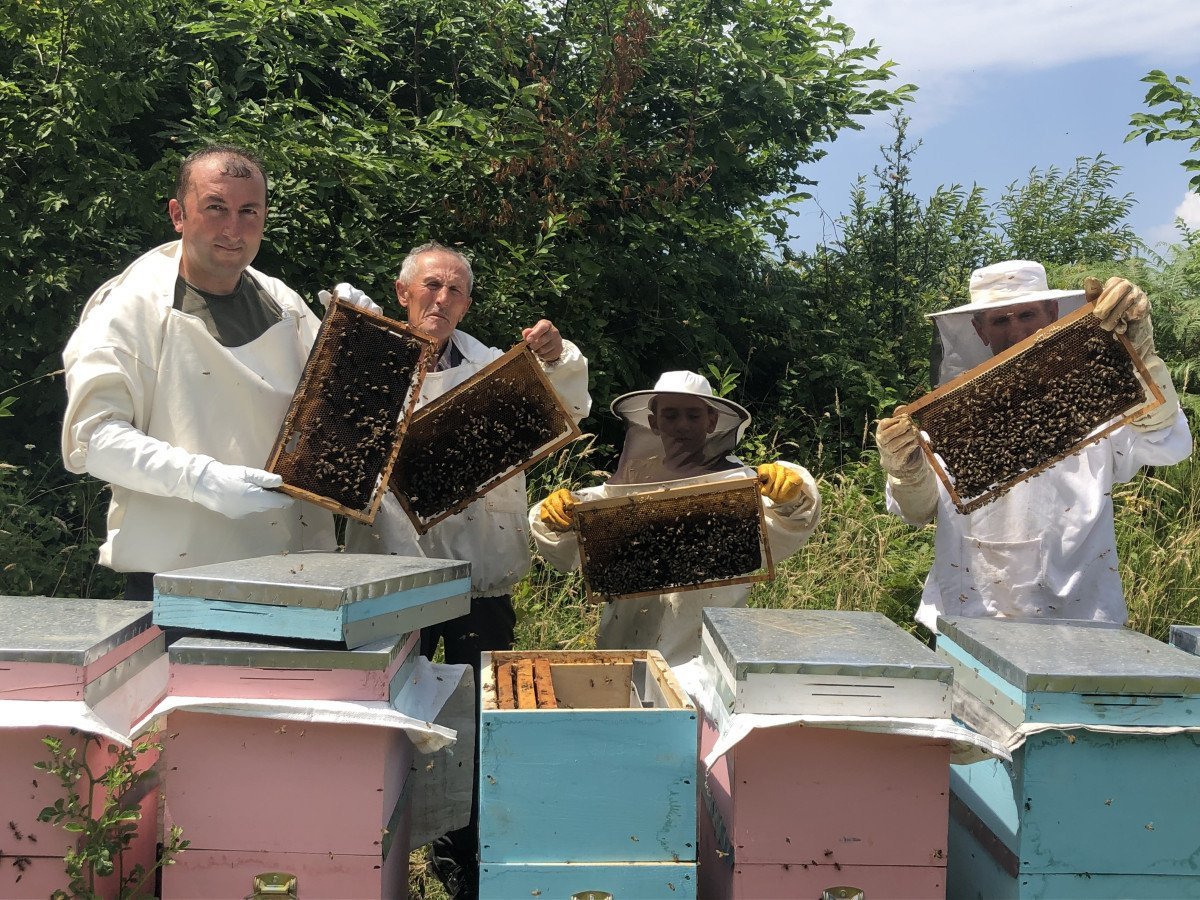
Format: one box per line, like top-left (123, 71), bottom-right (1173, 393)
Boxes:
top-left (876, 260), bottom-right (1192, 635)
top-left (531, 370), bottom-right (821, 666)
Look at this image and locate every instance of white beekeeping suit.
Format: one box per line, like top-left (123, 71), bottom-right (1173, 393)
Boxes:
top-left (531, 370), bottom-right (821, 666)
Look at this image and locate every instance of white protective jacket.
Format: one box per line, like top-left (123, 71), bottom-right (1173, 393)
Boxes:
top-left (530, 461), bottom-right (821, 666)
top-left (888, 410), bottom-right (1192, 631)
top-left (62, 241), bottom-right (336, 573)
top-left (346, 329), bottom-right (591, 597)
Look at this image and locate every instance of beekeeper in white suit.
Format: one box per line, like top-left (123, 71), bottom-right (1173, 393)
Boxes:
top-left (876, 260), bottom-right (1192, 634)
top-left (530, 370), bottom-right (821, 666)
top-left (61, 144), bottom-right (378, 600)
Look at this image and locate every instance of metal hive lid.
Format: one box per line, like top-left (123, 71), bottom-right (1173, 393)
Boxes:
top-left (702, 607), bottom-right (952, 683)
top-left (153, 552), bottom-right (470, 609)
top-left (938, 616), bottom-right (1200, 695)
top-left (168, 631), bottom-right (411, 670)
top-left (0, 596), bottom-right (153, 665)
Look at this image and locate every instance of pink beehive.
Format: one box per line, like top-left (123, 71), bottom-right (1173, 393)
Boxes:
top-left (159, 631), bottom-right (420, 899)
top-left (0, 596), bottom-right (166, 897)
top-left (697, 608), bottom-right (954, 899)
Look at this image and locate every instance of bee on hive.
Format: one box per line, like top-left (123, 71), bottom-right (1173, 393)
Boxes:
top-left (875, 260), bottom-right (1191, 637)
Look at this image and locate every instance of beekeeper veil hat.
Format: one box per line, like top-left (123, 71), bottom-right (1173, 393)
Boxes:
top-left (929, 260), bottom-right (1086, 384)
top-left (608, 370), bottom-right (750, 484)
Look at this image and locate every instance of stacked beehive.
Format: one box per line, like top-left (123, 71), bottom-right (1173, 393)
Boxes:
top-left (0, 596), bottom-right (166, 897)
top-left (477, 649), bottom-right (698, 899)
top-left (152, 552), bottom-right (471, 899)
top-left (697, 608), bottom-right (957, 898)
top-left (939, 616), bottom-right (1200, 897)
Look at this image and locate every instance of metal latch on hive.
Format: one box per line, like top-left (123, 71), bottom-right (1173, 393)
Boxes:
top-left (247, 872), bottom-right (298, 899)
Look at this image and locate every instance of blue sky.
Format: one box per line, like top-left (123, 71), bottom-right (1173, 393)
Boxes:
top-left (787, 1), bottom-right (1200, 254)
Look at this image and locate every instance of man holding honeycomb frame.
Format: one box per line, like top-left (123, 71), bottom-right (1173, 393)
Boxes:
top-left (530, 369), bottom-right (822, 667)
top-left (343, 240), bottom-right (591, 900)
top-left (876, 260), bottom-right (1191, 636)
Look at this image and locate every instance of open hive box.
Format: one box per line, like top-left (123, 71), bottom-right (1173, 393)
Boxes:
top-left (574, 475), bottom-right (773, 602)
top-left (266, 298), bottom-right (434, 523)
top-left (390, 344), bottom-right (581, 533)
top-left (902, 304), bottom-right (1164, 514)
top-left (478, 650), bottom-right (697, 899)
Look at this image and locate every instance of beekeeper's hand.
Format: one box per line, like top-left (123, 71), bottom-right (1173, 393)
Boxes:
top-left (318, 282), bottom-right (384, 316)
top-left (193, 461), bottom-right (295, 520)
top-left (522, 319), bottom-right (564, 364)
top-left (538, 488), bottom-right (576, 532)
top-left (1087, 276), bottom-right (1153, 355)
top-left (876, 411), bottom-right (927, 481)
top-left (757, 462), bottom-right (804, 504)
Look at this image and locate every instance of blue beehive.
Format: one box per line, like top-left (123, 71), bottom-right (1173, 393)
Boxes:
top-left (478, 650), bottom-right (697, 899)
top-left (938, 616), bottom-right (1200, 899)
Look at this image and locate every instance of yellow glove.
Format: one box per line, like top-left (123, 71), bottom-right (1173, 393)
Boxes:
top-left (757, 463), bottom-right (804, 504)
top-left (538, 488), bottom-right (576, 532)
top-left (875, 412), bottom-right (926, 481)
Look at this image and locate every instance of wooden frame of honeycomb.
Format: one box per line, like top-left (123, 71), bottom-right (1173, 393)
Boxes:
top-left (265, 299), bottom-right (434, 523)
top-left (390, 343), bottom-right (583, 534)
top-left (572, 476), bottom-right (774, 603)
top-left (901, 303), bottom-right (1165, 514)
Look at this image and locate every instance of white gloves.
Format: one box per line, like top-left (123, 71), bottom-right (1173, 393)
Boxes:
top-left (86, 420), bottom-right (293, 520)
top-left (318, 282), bottom-right (383, 316)
top-left (192, 460), bottom-right (294, 519)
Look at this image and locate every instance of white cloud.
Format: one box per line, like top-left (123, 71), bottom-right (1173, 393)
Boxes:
top-left (832, 1), bottom-right (1200, 78)
top-left (1176, 191), bottom-right (1200, 229)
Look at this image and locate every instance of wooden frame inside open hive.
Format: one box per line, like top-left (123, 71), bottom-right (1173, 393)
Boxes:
top-left (901, 303), bottom-right (1164, 514)
top-left (390, 343), bottom-right (582, 534)
top-left (572, 476), bottom-right (774, 603)
top-left (265, 299), bottom-right (434, 523)
top-left (481, 650), bottom-right (692, 711)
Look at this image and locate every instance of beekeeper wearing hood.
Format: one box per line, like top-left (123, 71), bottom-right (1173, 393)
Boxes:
top-left (61, 144), bottom-right (379, 600)
top-left (531, 370), bottom-right (821, 666)
top-left (876, 260), bottom-right (1192, 633)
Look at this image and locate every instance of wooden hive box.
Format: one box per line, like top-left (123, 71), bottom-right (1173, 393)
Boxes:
top-left (478, 649), bottom-right (698, 899)
top-left (698, 608), bottom-right (954, 899)
top-left (153, 551), bottom-right (470, 648)
top-left (938, 616), bottom-right (1200, 898)
top-left (0, 596), bottom-right (166, 897)
top-left (160, 629), bottom-right (423, 899)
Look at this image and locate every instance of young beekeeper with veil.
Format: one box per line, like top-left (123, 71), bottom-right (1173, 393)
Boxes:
top-left (876, 260), bottom-right (1192, 635)
top-left (530, 370), bottom-right (821, 666)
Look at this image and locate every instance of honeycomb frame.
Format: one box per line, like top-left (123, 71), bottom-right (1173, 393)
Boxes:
top-left (390, 343), bottom-right (583, 534)
top-left (572, 476), bottom-right (774, 603)
top-left (265, 299), bottom-right (434, 523)
top-left (901, 303), bottom-right (1165, 514)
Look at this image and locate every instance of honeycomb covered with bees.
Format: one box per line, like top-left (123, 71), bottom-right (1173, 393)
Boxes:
top-left (575, 477), bottom-right (770, 601)
top-left (267, 301), bottom-right (433, 521)
top-left (908, 310), bottom-right (1155, 513)
top-left (391, 344), bottom-right (581, 532)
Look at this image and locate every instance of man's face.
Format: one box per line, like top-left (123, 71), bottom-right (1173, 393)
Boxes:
top-left (649, 395), bottom-right (719, 456)
top-left (168, 155), bottom-right (267, 294)
top-left (396, 251), bottom-right (473, 346)
top-left (972, 299), bottom-right (1059, 355)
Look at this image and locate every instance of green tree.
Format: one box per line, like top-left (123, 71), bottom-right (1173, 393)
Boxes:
top-left (996, 154), bottom-right (1138, 264)
top-left (1128, 70), bottom-right (1200, 190)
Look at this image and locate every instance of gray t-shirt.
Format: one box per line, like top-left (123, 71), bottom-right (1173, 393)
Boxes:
top-left (173, 273), bottom-right (284, 347)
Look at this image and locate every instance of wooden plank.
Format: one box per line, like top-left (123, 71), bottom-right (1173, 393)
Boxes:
top-left (514, 658), bottom-right (537, 710)
top-left (495, 662), bottom-right (516, 711)
top-left (533, 658), bottom-right (558, 709)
